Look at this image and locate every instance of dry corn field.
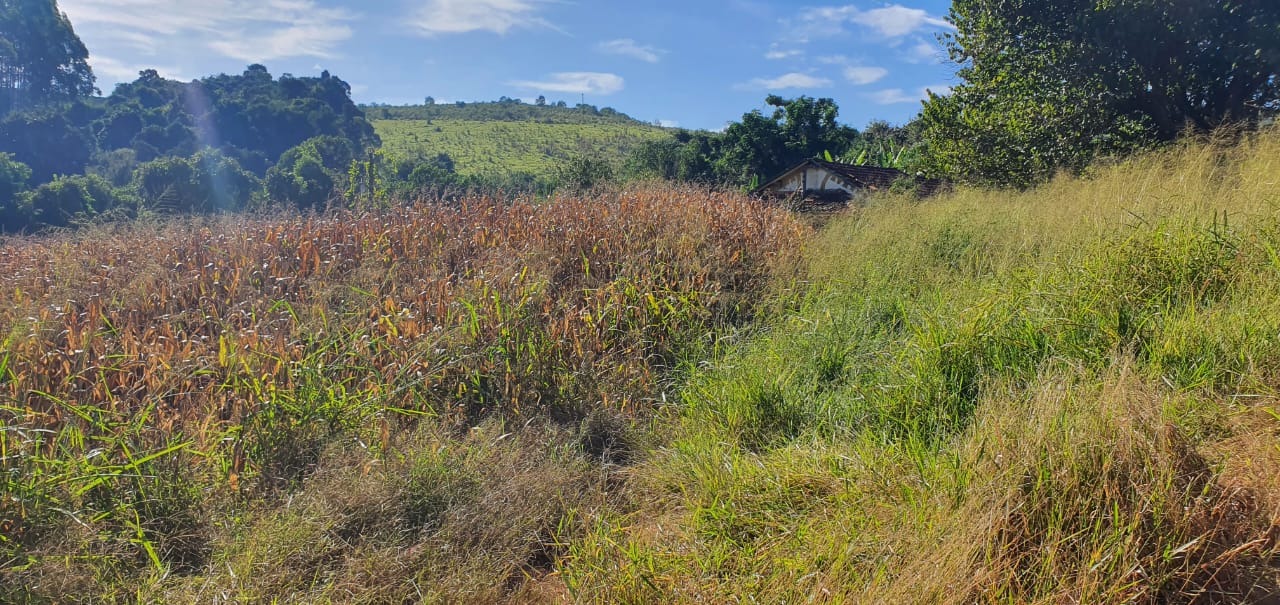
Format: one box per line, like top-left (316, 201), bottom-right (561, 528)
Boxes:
top-left (0, 186), bottom-right (805, 600)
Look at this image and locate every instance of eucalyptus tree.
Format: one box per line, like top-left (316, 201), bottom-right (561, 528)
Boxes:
top-left (0, 0), bottom-right (96, 115)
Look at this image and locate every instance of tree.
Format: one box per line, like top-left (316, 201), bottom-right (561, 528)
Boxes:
top-left (535, 95), bottom-right (546, 107)
top-left (0, 0), bottom-right (96, 115)
top-left (0, 150), bottom-right (28, 229)
top-left (264, 136), bottom-right (357, 209)
top-left (715, 95), bottom-right (858, 185)
top-left (0, 108), bottom-right (94, 183)
top-left (842, 120), bottom-right (924, 170)
top-left (0, 149), bottom-right (27, 201)
top-left (133, 151), bottom-right (257, 213)
top-left (555, 155), bottom-right (615, 192)
top-left (920, 0), bottom-right (1280, 187)
top-left (23, 173), bottom-right (130, 229)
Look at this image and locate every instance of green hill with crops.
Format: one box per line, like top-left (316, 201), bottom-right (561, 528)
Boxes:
top-left (367, 101), bottom-right (673, 178)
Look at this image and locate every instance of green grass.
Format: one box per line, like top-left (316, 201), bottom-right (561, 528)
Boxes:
top-left (374, 119), bottom-right (672, 177)
top-left (561, 130), bottom-right (1280, 602)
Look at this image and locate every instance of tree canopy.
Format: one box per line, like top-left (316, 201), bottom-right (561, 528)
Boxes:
top-left (97, 66), bottom-right (378, 172)
top-left (0, 0), bottom-right (96, 115)
top-left (627, 96), bottom-right (883, 188)
top-left (919, 0), bottom-right (1280, 187)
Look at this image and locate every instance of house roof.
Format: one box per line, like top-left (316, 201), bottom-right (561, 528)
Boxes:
top-left (755, 159), bottom-right (946, 197)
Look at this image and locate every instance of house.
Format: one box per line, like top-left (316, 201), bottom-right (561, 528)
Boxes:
top-left (754, 160), bottom-right (943, 205)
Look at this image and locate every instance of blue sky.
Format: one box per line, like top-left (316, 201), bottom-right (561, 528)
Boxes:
top-left (58, 0), bottom-right (958, 131)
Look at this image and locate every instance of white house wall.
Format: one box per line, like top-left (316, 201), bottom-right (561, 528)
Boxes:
top-left (769, 167), bottom-right (856, 194)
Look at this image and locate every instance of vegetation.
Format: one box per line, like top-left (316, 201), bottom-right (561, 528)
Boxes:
top-left (627, 96), bottom-right (923, 188)
top-left (0, 186), bottom-right (804, 602)
top-left (918, 0), bottom-right (1280, 187)
top-left (365, 98), bottom-right (651, 126)
top-left (4, 2), bottom-right (1280, 600)
top-left (6, 124), bottom-right (1280, 603)
top-left (0, 0), bottom-right (96, 115)
top-left (374, 118), bottom-right (670, 180)
top-left (0, 6), bottom-right (381, 235)
top-left (375, 96), bottom-right (922, 191)
top-left (563, 128), bottom-right (1280, 602)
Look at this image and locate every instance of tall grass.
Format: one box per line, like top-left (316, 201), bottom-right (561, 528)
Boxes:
top-left (0, 186), bottom-right (804, 602)
top-left (7, 130), bottom-right (1280, 602)
top-left (563, 130), bottom-right (1280, 602)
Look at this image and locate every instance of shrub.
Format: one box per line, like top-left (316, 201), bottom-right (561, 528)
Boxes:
top-left (132, 151), bottom-right (258, 213)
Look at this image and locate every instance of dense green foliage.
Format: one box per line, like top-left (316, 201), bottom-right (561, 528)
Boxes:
top-left (918, 0), bottom-right (1280, 187)
top-left (264, 135), bottom-right (358, 210)
top-left (555, 154), bottom-right (616, 192)
top-left (627, 96), bottom-right (921, 188)
top-left (0, 0), bottom-right (96, 115)
top-left (0, 64), bottom-right (381, 231)
top-left (89, 66), bottom-right (377, 174)
top-left (0, 150), bottom-right (27, 199)
top-left (133, 151), bottom-right (258, 213)
top-left (23, 173), bottom-right (132, 227)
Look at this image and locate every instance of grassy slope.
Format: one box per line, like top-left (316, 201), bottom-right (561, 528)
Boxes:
top-left (374, 119), bottom-right (671, 177)
top-left (563, 132), bottom-right (1280, 602)
top-left (6, 131), bottom-right (1280, 603)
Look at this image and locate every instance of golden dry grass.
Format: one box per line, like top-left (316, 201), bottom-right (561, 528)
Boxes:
top-left (1, 185), bottom-right (804, 602)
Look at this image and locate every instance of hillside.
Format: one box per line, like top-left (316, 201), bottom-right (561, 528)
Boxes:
top-left (367, 101), bottom-right (673, 178)
top-left (364, 101), bottom-right (654, 126)
top-left (374, 119), bottom-right (671, 177)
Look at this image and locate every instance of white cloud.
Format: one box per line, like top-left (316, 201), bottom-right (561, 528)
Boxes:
top-left (816, 54), bottom-right (849, 65)
top-left (88, 55), bottom-right (188, 83)
top-left (598, 39), bottom-right (663, 63)
top-left (764, 44), bottom-right (802, 60)
top-left (657, 119), bottom-right (680, 128)
top-left (868, 84), bottom-right (950, 105)
top-left (60, 0), bottom-right (355, 63)
top-left (209, 23), bottom-right (351, 63)
top-left (410, 0), bottom-right (551, 36)
top-left (739, 72), bottom-right (832, 91)
top-left (510, 72), bottom-right (625, 95)
top-left (843, 65), bottom-right (888, 85)
top-left (906, 37), bottom-right (944, 64)
top-left (788, 4), bottom-right (952, 42)
top-left (853, 5), bottom-right (951, 37)
top-left (868, 88), bottom-right (917, 104)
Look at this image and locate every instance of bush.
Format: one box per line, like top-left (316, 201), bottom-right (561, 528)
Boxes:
top-left (22, 173), bottom-right (134, 229)
top-left (555, 155), bottom-right (615, 192)
top-left (264, 136), bottom-right (358, 209)
top-left (0, 152), bottom-right (31, 231)
top-left (132, 151), bottom-right (258, 213)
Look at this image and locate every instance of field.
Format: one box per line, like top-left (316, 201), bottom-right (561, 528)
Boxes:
top-left (563, 131), bottom-right (1280, 602)
top-left (374, 119), bottom-right (672, 177)
top-left (5, 130), bottom-right (1280, 602)
top-left (0, 188), bottom-right (803, 601)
